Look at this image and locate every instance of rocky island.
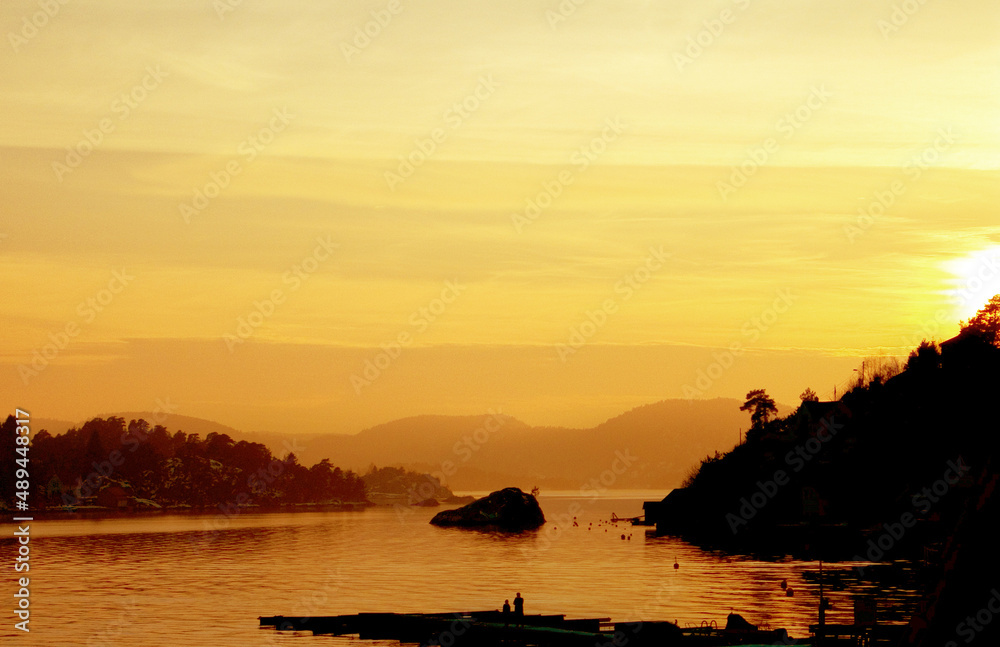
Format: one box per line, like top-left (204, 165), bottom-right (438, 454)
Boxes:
top-left (430, 487), bottom-right (545, 531)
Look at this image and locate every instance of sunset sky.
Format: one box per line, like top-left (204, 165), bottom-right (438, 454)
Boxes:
top-left (2, 0), bottom-right (999, 435)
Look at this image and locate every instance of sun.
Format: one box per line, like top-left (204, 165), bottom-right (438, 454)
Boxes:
top-left (944, 246), bottom-right (1000, 321)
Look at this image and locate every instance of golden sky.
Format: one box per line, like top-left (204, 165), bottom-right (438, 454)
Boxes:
top-left (2, 0), bottom-right (999, 434)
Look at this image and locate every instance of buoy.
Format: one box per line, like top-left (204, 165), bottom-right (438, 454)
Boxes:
top-left (621, 534), bottom-right (626, 540)
top-left (786, 588), bottom-right (794, 597)
top-left (673, 558), bottom-right (679, 570)
top-left (780, 579), bottom-right (787, 590)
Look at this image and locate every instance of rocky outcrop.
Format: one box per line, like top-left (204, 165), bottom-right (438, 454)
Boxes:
top-left (430, 488), bottom-right (545, 531)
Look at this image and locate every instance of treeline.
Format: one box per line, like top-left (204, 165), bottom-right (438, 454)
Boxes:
top-left (669, 296), bottom-right (1000, 551)
top-left (363, 465), bottom-right (456, 502)
top-left (673, 300), bottom-right (1000, 647)
top-left (0, 416), bottom-right (367, 509)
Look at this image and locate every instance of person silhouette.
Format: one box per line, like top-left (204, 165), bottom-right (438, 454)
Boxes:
top-left (513, 592), bottom-right (524, 624)
top-left (502, 599), bottom-right (511, 626)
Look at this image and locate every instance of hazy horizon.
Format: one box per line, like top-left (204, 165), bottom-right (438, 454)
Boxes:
top-left (3, 0), bottom-right (999, 435)
top-left (36, 394), bottom-right (779, 441)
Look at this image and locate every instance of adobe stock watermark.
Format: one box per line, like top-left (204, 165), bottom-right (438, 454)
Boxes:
top-left (580, 449), bottom-right (640, 500)
top-left (213, 0), bottom-right (250, 20)
top-left (52, 65), bottom-right (169, 182)
top-left (18, 268), bottom-right (135, 385)
top-left (394, 409), bottom-right (506, 522)
top-left (545, 0), bottom-right (590, 29)
top-left (853, 457), bottom-right (969, 569)
top-left (902, 251), bottom-right (1000, 349)
top-left (190, 437), bottom-right (308, 551)
top-left (844, 127), bottom-right (956, 243)
top-left (682, 288), bottom-right (796, 397)
top-left (341, 0), bottom-right (406, 62)
top-left (726, 414), bottom-right (845, 534)
top-left (8, 0), bottom-right (71, 53)
top-left (528, 448), bottom-right (640, 555)
top-left (556, 246), bottom-right (669, 362)
top-left (596, 577), bottom-right (711, 647)
top-left (877, 0), bottom-right (932, 40)
top-left (384, 75), bottom-right (499, 192)
top-left (60, 398), bottom-right (180, 509)
top-left (901, 308), bottom-right (952, 351)
top-left (952, 251), bottom-right (1000, 311)
top-left (179, 107), bottom-right (295, 223)
top-left (716, 85), bottom-right (832, 202)
top-left (261, 567), bottom-right (345, 643)
top-left (223, 236), bottom-right (337, 351)
top-left (947, 588), bottom-right (1000, 647)
top-left (84, 596), bottom-right (140, 647)
top-left (351, 280), bottom-right (465, 394)
top-left (673, 0), bottom-right (753, 72)
top-left (511, 116), bottom-right (626, 233)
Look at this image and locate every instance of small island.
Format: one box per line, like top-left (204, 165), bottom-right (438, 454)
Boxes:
top-left (430, 487), bottom-right (545, 531)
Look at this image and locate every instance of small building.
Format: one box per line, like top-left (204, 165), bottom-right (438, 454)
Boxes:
top-left (96, 484), bottom-right (134, 509)
top-left (643, 487), bottom-right (697, 533)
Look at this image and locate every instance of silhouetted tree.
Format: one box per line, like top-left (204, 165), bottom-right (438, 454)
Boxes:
top-left (666, 326), bottom-right (1000, 572)
top-left (906, 339), bottom-right (942, 372)
top-left (276, 453), bottom-right (311, 503)
top-left (740, 389), bottom-right (777, 429)
top-left (961, 294), bottom-right (1000, 346)
top-left (799, 388), bottom-right (819, 402)
top-left (18, 416), bottom-right (375, 509)
top-left (127, 418), bottom-right (150, 440)
top-left (170, 430), bottom-right (187, 453)
top-left (204, 432), bottom-right (235, 461)
top-left (83, 427), bottom-right (106, 468)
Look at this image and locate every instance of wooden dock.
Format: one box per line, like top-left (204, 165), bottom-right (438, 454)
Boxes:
top-left (261, 611), bottom-right (612, 645)
top-left (259, 610), bottom-right (801, 646)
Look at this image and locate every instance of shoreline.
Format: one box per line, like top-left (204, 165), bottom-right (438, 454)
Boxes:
top-left (0, 500), bottom-right (375, 522)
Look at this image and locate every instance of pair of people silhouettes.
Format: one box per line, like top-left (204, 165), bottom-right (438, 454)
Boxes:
top-left (502, 592), bottom-right (524, 627)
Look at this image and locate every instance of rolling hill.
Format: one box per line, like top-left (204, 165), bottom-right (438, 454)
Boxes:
top-left (294, 398), bottom-right (781, 490)
top-left (49, 398), bottom-right (789, 492)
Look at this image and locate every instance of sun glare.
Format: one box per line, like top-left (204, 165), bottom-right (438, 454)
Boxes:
top-left (945, 246), bottom-right (1000, 321)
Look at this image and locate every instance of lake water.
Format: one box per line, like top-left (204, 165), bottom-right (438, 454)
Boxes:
top-left (1, 492), bottom-right (919, 646)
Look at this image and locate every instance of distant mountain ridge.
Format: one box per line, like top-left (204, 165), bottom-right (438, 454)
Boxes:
top-left (66, 399), bottom-right (790, 491)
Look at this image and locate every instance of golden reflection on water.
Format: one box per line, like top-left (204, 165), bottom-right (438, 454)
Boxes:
top-left (1, 494), bottom-right (919, 646)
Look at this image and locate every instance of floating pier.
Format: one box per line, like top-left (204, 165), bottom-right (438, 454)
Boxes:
top-left (259, 610), bottom-right (800, 646)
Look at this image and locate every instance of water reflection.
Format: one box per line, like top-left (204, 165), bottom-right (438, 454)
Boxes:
top-left (1, 495), bottom-right (921, 646)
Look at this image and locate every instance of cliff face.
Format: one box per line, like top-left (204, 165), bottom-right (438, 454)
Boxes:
top-left (430, 488), bottom-right (545, 531)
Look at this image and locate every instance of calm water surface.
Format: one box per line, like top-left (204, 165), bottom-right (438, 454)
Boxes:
top-left (1, 493), bottom-right (919, 646)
